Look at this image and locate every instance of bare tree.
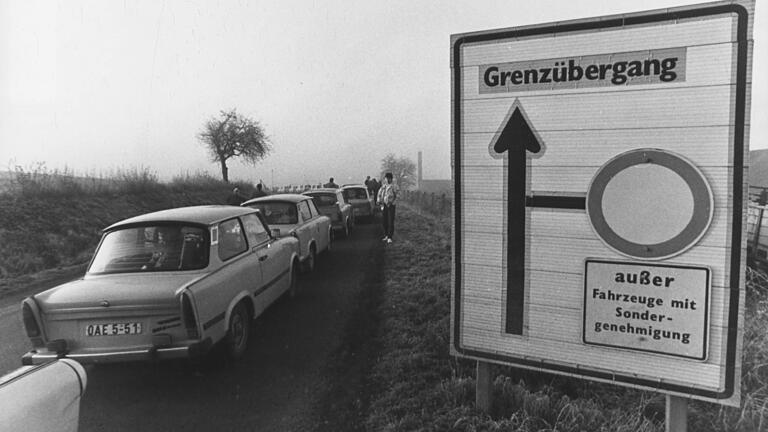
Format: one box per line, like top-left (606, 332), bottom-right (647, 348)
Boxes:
top-left (380, 153), bottom-right (416, 189)
top-left (198, 109), bottom-right (271, 182)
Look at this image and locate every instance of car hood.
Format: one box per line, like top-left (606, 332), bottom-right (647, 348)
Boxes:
top-left (34, 272), bottom-right (207, 311)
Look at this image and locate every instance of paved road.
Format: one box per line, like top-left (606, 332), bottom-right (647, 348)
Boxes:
top-left (0, 222), bottom-right (382, 432)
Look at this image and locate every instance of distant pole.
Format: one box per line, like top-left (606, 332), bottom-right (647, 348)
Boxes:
top-left (476, 361), bottom-right (493, 412)
top-left (666, 395), bottom-right (687, 432)
top-left (271, 169), bottom-right (274, 189)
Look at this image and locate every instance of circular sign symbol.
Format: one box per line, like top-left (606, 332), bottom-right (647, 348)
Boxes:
top-left (586, 149), bottom-right (713, 260)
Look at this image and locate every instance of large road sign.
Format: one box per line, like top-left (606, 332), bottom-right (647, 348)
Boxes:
top-left (451, 1), bottom-right (754, 405)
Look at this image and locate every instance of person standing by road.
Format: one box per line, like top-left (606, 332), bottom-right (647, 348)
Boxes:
top-left (226, 187), bottom-right (246, 206)
top-left (251, 183), bottom-right (268, 198)
top-left (323, 177), bottom-right (339, 188)
top-left (377, 172), bottom-right (398, 243)
top-left (370, 176), bottom-right (381, 206)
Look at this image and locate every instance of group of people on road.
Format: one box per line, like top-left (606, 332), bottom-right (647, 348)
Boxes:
top-left (225, 173), bottom-right (399, 244)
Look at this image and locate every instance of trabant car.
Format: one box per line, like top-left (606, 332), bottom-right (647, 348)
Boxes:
top-left (303, 188), bottom-right (354, 238)
top-left (242, 194), bottom-right (332, 272)
top-left (21, 205), bottom-right (301, 365)
top-left (340, 184), bottom-right (375, 222)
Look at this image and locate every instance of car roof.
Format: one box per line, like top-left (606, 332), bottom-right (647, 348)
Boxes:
top-left (303, 188), bottom-right (339, 195)
top-left (242, 193), bottom-right (312, 206)
top-left (106, 205), bottom-right (257, 231)
top-left (340, 184), bottom-right (367, 189)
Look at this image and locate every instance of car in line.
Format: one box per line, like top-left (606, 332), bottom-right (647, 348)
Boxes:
top-left (21, 205), bottom-right (301, 365)
top-left (303, 188), bottom-right (354, 238)
top-left (340, 184), bottom-right (375, 222)
top-left (242, 194), bottom-right (332, 272)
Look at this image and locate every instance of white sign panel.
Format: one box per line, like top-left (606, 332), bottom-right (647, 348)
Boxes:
top-left (451, 1), bottom-right (753, 406)
top-left (583, 259), bottom-right (710, 360)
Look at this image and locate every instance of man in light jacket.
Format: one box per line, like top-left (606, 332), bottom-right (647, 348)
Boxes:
top-left (377, 172), bottom-right (398, 243)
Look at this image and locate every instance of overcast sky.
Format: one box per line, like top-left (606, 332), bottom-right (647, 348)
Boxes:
top-left (0, 0), bottom-right (765, 186)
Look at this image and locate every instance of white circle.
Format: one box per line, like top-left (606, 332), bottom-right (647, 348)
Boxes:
top-left (601, 164), bottom-right (694, 245)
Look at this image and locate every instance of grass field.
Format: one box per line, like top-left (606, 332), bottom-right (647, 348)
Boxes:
top-left (0, 167), bottom-right (257, 287)
top-left (363, 205), bottom-right (767, 432)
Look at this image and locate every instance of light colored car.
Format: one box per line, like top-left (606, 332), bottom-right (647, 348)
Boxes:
top-left (0, 359), bottom-right (87, 432)
top-left (21, 205), bottom-right (301, 365)
top-left (303, 188), bottom-right (354, 238)
top-left (340, 184), bottom-right (375, 222)
top-left (242, 194), bottom-right (332, 272)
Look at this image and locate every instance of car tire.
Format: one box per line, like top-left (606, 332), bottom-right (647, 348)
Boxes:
top-left (288, 262), bottom-right (300, 298)
top-left (304, 245), bottom-right (316, 273)
top-left (225, 303), bottom-right (250, 361)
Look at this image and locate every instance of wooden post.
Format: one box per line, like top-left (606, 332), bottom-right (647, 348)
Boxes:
top-left (475, 361), bottom-right (493, 412)
top-left (666, 395), bottom-right (687, 432)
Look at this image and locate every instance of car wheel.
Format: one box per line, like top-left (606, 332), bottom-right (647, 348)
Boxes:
top-left (288, 262), bottom-right (300, 298)
top-left (304, 245), bottom-right (316, 273)
top-left (225, 303), bottom-right (250, 360)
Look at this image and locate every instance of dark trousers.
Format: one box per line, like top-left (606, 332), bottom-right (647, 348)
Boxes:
top-left (382, 204), bottom-right (396, 238)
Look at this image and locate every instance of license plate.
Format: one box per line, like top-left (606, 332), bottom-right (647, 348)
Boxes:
top-left (86, 322), bottom-right (142, 336)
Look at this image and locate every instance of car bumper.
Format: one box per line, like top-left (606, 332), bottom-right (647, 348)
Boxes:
top-left (21, 338), bottom-right (213, 365)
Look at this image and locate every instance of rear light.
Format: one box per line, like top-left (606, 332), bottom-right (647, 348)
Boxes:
top-left (180, 292), bottom-right (199, 339)
top-left (22, 302), bottom-right (40, 338)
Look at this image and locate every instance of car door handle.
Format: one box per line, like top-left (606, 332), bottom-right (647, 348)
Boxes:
top-left (259, 255), bottom-right (268, 261)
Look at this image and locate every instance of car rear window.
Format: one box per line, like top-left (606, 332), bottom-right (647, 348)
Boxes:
top-left (247, 202), bottom-right (298, 225)
top-left (308, 193), bottom-right (337, 207)
top-left (343, 188), bottom-right (368, 200)
top-left (88, 225), bottom-right (209, 274)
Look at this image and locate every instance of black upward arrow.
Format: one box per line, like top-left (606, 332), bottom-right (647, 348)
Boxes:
top-left (492, 104), bottom-right (585, 335)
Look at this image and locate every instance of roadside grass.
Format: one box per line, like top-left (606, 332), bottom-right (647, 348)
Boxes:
top-left (0, 165), bottom-right (257, 284)
top-left (365, 205), bottom-right (768, 431)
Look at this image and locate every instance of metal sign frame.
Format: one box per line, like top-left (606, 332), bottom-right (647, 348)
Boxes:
top-left (451, 2), bottom-right (749, 401)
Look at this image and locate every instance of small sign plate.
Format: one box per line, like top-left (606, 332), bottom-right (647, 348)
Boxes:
top-left (583, 259), bottom-right (710, 360)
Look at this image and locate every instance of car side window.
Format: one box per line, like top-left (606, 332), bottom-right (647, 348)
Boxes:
top-left (218, 218), bottom-right (247, 261)
top-left (241, 213), bottom-right (269, 246)
top-left (298, 201), bottom-right (312, 221)
top-left (307, 200), bottom-right (320, 216)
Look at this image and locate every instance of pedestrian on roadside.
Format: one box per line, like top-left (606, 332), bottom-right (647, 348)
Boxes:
top-left (370, 177), bottom-right (381, 206)
top-left (364, 176), bottom-right (371, 193)
top-left (323, 177), bottom-right (339, 188)
top-left (226, 187), bottom-right (246, 206)
top-left (251, 183), bottom-right (268, 198)
top-left (377, 172), bottom-right (398, 243)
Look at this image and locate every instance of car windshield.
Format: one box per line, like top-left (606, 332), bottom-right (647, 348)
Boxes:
top-left (88, 225), bottom-right (209, 274)
top-left (343, 188), bottom-right (368, 200)
top-left (248, 202), bottom-right (298, 225)
top-left (308, 193), bottom-right (337, 207)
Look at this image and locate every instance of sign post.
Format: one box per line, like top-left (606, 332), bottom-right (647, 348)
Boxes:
top-left (451, 0), bottom-right (754, 414)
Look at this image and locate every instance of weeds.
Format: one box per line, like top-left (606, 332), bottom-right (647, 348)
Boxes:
top-left (365, 205), bottom-right (768, 431)
top-left (0, 164), bottom-right (252, 281)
